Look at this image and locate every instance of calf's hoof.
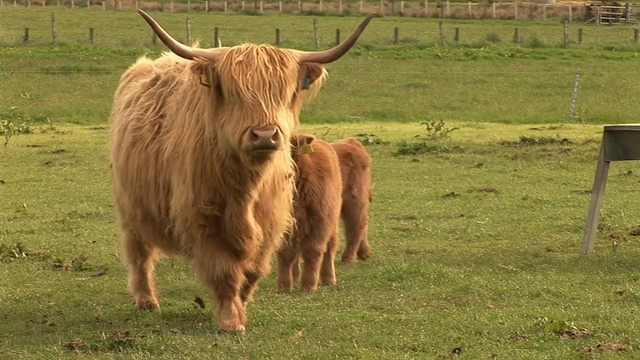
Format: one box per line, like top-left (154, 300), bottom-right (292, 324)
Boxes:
top-left (217, 325), bottom-right (246, 335)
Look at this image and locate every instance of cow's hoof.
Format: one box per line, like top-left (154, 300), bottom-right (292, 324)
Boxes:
top-left (135, 299), bottom-right (160, 311)
top-left (216, 326), bottom-right (246, 335)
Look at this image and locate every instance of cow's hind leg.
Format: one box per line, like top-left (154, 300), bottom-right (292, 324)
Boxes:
top-left (320, 231), bottom-right (339, 285)
top-left (122, 229), bottom-right (161, 311)
top-left (340, 196), bottom-right (370, 263)
top-left (276, 243), bottom-right (298, 293)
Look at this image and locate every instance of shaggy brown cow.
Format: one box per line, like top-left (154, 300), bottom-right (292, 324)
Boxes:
top-left (109, 10), bottom-right (373, 333)
top-left (331, 138), bottom-right (373, 263)
top-left (277, 135), bottom-right (343, 292)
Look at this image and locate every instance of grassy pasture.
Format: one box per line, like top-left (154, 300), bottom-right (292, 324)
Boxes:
top-left (2, 8), bottom-right (640, 359)
top-left (1, 8), bottom-right (640, 125)
top-left (3, 122), bottom-right (640, 359)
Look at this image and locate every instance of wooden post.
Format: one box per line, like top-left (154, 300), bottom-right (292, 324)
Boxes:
top-left (359, 0), bottom-right (363, 14)
top-left (71, 0), bottom-right (74, 8)
top-left (278, 0), bottom-right (281, 12)
top-left (400, 0), bottom-right (404, 15)
top-left (379, 0), bottom-right (383, 14)
top-left (335, 28), bottom-right (341, 45)
top-left (275, 28), bottom-right (280, 45)
top-left (596, 6), bottom-right (601, 26)
top-left (313, 18), bottom-right (320, 49)
top-left (439, 21), bottom-right (445, 46)
top-left (187, 0), bottom-right (190, 11)
top-left (89, 27), bottom-right (94, 44)
top-left (492, 2), bottom-right (495, 19)
top-left (102, 1), bottom-right (104, 10)
top-left (454, 27), bottom-right (459, 42)
top-left (319, 0), bottom-right (322, 13)
top-left (581, 137), bottom-right (609, 255)
top-left (625, 3), bottom-right (631, 25)
top-left (213, 26), bottom-right (219, 47)
top-left (393, 27), bottom-right (399, 44)
top-left (224, 1), bottom-right (227, 12)
top-left (543, 4), bottom-right (546, 21)
top-left (635, 28), bottom-right (639, 43)
top-left (445, 0), bottom-right (449, 17)
top-left (170, 0), bottom-right (173, 12)
top-left (514, 1), bottom-right (517, 20)
top-left (298, 0), bottom-right (301, 13)
top-left (338, 0), bottom-right (342, 14)
top-left (423, 0), bottom-right (428, 17)
top-left (259, 0), bottom-right (263, 12)
top-left (152, 32), bottom-right (157, 45)
top-left (563, 21), bottom-right (568, 48)
top-left (23, 27), bottom-right (29, 43)
top-left (578, 28), bottom-right (583, 44)
top-left (568, 5), bottom-right (572, 23)
top-left (513, 27), bottom-right (519, 43)
top-left (467, 2), bottom-right (471, 19)
top-left (51, 12), bottom-right (57, 44)
top-left (186, 17), bottom-right (191, 44)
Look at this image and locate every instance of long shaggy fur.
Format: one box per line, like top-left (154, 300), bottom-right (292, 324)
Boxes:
top-left (109, 44), bottom-right (327, 332)
top-left (330, 138), bottom-right (373, 263)
top-left (277, 135), bottom-right (343, 293)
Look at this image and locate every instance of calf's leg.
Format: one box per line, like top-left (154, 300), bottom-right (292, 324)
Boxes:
top-left (122, 229), bottom-right (161, 311)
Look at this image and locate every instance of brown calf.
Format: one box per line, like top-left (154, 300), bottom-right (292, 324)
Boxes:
top-left (277, 135), bottom-right (343, 292)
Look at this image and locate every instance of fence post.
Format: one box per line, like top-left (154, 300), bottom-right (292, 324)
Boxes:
top-left (89, 27), bottom-right (94, 44)
top-left (445, 0), bottom-right (449, 17)
top-left (313, 18), bottom-right (320, 49)
top-left (439, 21), bottom-right (445, 46)
top-left (278, 0), bottom-right (281, 12)
top-left (23, 28), bottom-right (29, 43)
top-left (423, 0), bottom-right (428, 17)
top-left (567, 68), bottom-right (580, 123)
top-left (359, 0), bottom-right (362, 14)
top-left (400, 1), bottom-right (404, 15)
top-left (492, 2), bottom-right (495, 19)
top-left (335, 28), bottom-right (340, 45)
top-left (513, 27), bottom-right (519, 43)
top-left (454, 27), bottom-right (460, 42)
top-left (634, 28), bottom-right (639, 43)
top-left (51, 12), bottom-right (57, 44)
top-left (596, 6), bottom-right (601, 26)
top-left (275, 28), bottom-right (280, 45)
top-left (578, 28), bottom-right (583, 44)
top-left (338, 0), bottom-right (342, 14)
top-left (71, 0), bottom-right (74, 8)
top-left (224, 1), bottom-right (228, 12)
top-left (260, 0), bottom-right (263, 12)
top-left (563, 21), bottom-right (568, 48)
top-left (514, 1), bottom-right (518, 20)
top-left (393, 27), bottom-right (399, 44)
top-left (213, 27), bottom-right (219, 47)
top-left (625, 3), bottom-right (631, 25)
top-left (298, 1), bottom-right (301, 14)
top-left (186, 18), bottom-right (191, 44)
top-left (568, 5), bottom-right (572, 23)
top-left (379, 0), bottom-right (383, 14)
top-left (319, 0), bottom-right (322, 13)
top-left (467, 2), bottom-right (471, 19)
top-left (543, 4), bottom-right (546, 21)
top-left (152, 32), bottom-right (157, 45)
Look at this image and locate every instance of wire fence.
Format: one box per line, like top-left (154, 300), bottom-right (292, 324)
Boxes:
top-left (4, 0), bottom-right (638, 23)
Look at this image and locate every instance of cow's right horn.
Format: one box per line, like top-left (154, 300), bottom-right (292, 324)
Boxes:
top-left (297, 14), bottom-right (375, 64)
top-left (138, 10), bottom-right (226, 61)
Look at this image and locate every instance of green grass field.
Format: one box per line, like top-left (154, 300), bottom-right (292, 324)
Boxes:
top-left (2, 8), bottom-right (640, 359)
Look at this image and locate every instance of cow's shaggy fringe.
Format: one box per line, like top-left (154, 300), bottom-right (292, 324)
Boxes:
top-left (110, 43), bottom-right (327, 332)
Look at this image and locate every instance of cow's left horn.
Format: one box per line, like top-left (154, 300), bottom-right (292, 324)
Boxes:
top-left (297, 14), bottom-right (375, 64)
top-left (138, 10), bottom-right (226, 61)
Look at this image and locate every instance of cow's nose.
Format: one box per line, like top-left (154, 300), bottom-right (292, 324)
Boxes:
top-left (250, 125), bottom-right (282, 151)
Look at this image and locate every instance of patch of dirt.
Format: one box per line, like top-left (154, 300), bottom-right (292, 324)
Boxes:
top-left (560, 328), bottom-right (592, 339)
top-left (629, 227), bottom-right (640, 236)
top-left (469, 188), bottom-right (500, 194)
top-left (441, 191), bottom-right (461, 199)
top-left (578, 343), bottom-right (627, 353)
top-left (499, 136), bottom-right (573, 147)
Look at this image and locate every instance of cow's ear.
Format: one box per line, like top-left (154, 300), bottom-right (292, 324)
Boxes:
top-left (301, 134), bottom-right (316, 145)
top-left (299, 63), bottom-right (326, 90)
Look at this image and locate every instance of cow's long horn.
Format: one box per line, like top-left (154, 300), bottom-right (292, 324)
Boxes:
top-left (138, 9), bottom-right (225, 61)
top-left (297, 14), bottom-right (375, 64)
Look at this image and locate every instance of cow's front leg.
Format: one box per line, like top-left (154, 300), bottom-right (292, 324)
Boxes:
top-left (122, 229), bottom-right (160, 311)
top-left (198, 257), bottom-right (247, 334)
